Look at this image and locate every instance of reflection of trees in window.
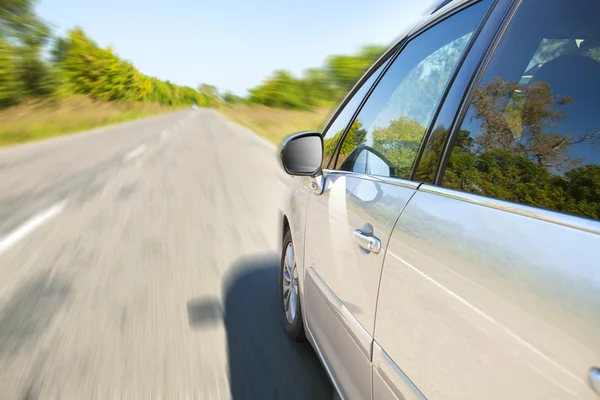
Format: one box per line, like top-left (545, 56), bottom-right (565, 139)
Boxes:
top-left (415, 124), bottom-right (458, 182)
top-left (443, 77), bottom-right (600, 220)
top-left (371, 117), bottom-right (425, 178)
top-left (470, 77), bottom-right (592, 169)
top-left (324, 120), bottom-right (368, 170)
top-left (322, 130), bottom-right (343, 168)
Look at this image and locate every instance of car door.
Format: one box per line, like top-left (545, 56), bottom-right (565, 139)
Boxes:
top-left (302, 2), bottom-right (493, 398)
top-left (374, 0), bottom-right (600, 399)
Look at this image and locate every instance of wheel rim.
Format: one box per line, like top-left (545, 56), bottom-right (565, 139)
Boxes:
top-left (282, 242), bottom-right (298, 324)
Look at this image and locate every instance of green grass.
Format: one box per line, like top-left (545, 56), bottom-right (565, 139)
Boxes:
top-left (0, 96), bottom-right (181, 146)
top-left (218, 104), bottom-right (333, 146)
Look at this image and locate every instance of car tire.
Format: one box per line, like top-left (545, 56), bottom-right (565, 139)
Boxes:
top-left (280, 229), bottom-right (306, 342)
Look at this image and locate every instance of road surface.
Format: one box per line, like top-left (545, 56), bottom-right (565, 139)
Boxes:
top-left (0, 110), bottom-right (333, 399)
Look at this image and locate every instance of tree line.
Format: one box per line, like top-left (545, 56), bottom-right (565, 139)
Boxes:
top-left (240, 45), bottom-right (387, 110)
top-left (1, 0), bottom-right (387, 111)
top-left (0, 0), bottom-right (217, 108)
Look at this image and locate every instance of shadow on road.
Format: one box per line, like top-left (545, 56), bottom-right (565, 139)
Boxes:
top-left (0, 271), bottom-right (70, 358)
top-left (187, 253), bottom-right (333, 400)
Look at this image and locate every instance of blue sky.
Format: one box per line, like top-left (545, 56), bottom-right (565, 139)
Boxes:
top-left (37, 0), bottom-right (437, 96)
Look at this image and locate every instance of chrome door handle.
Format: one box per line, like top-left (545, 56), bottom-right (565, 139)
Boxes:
top-left (353, 229), bottom-right (381, 254)
top-left (590, 367), bottom-right (600, 396)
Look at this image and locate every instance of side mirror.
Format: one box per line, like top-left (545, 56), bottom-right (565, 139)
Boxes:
top-left (280, 132), bottom-right (323, 176)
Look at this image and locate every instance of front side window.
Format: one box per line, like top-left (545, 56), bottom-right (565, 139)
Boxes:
top-left (333, 1), bottom-right (491, 179)
top-left (321, 61), bottom-right (389, 169)
top-left (441, 0), bottom-right (600, 221)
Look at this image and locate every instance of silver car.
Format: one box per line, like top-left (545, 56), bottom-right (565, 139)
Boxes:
top-left (278, 0), bottom-right (600, 399)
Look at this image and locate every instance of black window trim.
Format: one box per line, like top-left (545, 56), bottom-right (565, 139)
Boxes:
top-left (433, 0), bottom-right (521, 184)
top-left (408, 0), bottom-right (502, 182)
top-left (326, 0), bottom-right (496, 178)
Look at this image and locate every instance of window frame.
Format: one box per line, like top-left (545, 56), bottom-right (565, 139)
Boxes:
top-left (410, 0), bottom-right (507, 183)
top-left (325, 0), bottom-right (497, 182)
top-left (320, 47), bottom-right (398, 170)
top-left (434, 0), bottom-right (521, 185)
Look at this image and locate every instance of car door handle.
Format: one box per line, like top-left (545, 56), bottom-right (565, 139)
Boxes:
top-left (590, 367), bottom-right (600, 396)
top-left (353, 229), bottom-right (381, 254)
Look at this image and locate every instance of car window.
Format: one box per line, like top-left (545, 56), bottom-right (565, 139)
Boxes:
top-left (441, 0), bottom-right (600, 221)
top-left (321, 60), bottom-right (389, 169)
top-left (333, 1), bottom-right (491, 178)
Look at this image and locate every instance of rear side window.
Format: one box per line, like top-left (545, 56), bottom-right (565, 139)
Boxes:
top-left (333, 0), bottom-right (491, 179)
top-left (441, 0), bottom-right (600, 221)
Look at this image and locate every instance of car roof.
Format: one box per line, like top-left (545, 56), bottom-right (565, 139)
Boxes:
top-left (383, 0), bottom-right (473, 52)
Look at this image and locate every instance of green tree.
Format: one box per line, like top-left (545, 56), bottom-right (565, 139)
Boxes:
top-left (223, 91), bottom-right (245, 104)
top-left (1, 0), bottom-right (57, 102)
top-left (0, 37), bottom-right (20, 105)
top-left (325, 45), bottom-right (386, 91)
top-left (334, 119), bottom-right (367, 168)
top-left (371, 116), bottom-right (425, 177)
top-left (248, 70), bottom-right (308, 109)
top-left (299, 67), bottom-right (336, 106)
top-left (197, 83), bottom-right (218, 98)
top-left (246, 44), bottom-right (386, 110)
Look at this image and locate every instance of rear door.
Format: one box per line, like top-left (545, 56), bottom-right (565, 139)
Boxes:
top-left (374, 1), bottom-right (600, 399)
top-left (302, 2), bottom-right (493, 398)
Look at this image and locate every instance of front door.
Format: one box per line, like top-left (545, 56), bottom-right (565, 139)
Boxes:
top-left (303, 3), bottom-right (492, 397)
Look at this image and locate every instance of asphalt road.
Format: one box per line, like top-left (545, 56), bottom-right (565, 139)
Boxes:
top-left (0, 109), bottom-right (333, 399)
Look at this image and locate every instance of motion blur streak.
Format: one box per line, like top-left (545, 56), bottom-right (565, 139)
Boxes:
top-left (0, 110), bottom-right (333, 399)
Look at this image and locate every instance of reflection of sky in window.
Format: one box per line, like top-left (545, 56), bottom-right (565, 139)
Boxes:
top-left (347, 0), bottom-right (489, 152)
top-left (525, 39), bottom-right (571, 72)
top-left (367, 33), bottom-right (472, 139)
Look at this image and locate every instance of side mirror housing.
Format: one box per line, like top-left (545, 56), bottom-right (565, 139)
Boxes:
top-left (280, 132), bottom-right (323, 177)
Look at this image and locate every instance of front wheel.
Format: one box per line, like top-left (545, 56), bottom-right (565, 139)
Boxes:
top-left (281, 229), bottom-right (306, 342)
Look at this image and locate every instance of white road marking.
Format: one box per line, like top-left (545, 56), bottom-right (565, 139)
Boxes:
top-left (123, 145), bottom-right (146, 162)
top-left (387, 251), bottom-right (583, 384)
top-left (160, 130), bottom-right (170, 141)
top-left (0, 201), bottom-right (66, 256)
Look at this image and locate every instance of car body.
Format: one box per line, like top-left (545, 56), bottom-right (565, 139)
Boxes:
top-left (278, 0), bottom-right (600, 399)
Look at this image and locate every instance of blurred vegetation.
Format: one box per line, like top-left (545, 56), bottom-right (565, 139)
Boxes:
top-left (1, 0), bottom-right (388, 145)
top-left (244, 45), bottom-right (387, 110)
top-left (0, 0), bottom-right (216, 108)
top-left (58, 28), bottom-right (215, 106)
top-left (218, 104), bottom-right (330, 145)
top-left (218, 44), bottom-right (387, 142)
top-left (0, 96), bottom-right (174, 145)
top-left (0, 0), bottom-right (220, 145)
